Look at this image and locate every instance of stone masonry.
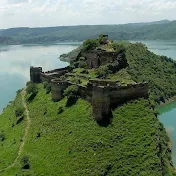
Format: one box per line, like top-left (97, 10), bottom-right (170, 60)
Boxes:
top-left (30, 66), bottom-right (148, 123)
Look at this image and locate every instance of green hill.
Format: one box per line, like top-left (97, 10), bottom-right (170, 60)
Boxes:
top-left (0, 39), bottom-right (176, 175)
top-left (1, 20), bottom-right (176, 44)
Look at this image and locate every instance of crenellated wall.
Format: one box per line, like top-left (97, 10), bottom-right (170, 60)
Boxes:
top-left (48, 78), bottom-right (148, 123)
top-left (30, 66), bottom-right (148, 124)
top-left (30, 66), bottom-right (71, 83)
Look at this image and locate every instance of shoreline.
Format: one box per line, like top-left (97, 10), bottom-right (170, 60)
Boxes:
top-left (159, 96), bottom-right (176, 107)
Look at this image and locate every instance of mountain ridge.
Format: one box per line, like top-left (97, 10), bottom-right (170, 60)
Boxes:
top-left (0, 20), bottom-right (176, 44)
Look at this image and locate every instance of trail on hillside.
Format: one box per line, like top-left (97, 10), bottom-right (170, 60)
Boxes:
top-left (0, 88), bottom-right (30, 173)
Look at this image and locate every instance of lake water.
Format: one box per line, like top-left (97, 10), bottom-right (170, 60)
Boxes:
top-left (0, 40), bottom-right (176, 164)
top-left (159, 102), bottom-right (176, 165)
top-left (0, 43), bottom-right (80, 113)
top-left (136, 40), bottom-right (176, 60)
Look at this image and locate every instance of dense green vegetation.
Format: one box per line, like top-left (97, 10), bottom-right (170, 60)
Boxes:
top-left (124, 42), bottom-right (176, 103)
top-left (1, 20), bottom-right (176, 44)
top-left (0, 84), bottom-right (175, 175)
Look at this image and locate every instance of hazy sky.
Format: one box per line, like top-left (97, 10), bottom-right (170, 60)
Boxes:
top-left (0, 0), bottom-right (176, 28)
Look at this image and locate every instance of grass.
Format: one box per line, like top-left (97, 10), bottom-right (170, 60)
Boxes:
top-left (0, 84), bottom-right (175, 175)
top-left (0, 92), bottom-right (25, 171)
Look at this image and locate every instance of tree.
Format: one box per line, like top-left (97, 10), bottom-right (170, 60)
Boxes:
top-left (64, 85), bottom-right (79, 100)
top-left (83, 39), bottom-right (100, 51)
top-left (15, 107), bottom-right (24, 117)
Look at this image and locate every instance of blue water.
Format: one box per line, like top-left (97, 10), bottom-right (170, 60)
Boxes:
top-left (132, 40), bottom-right (176, 60)
top-left (0, 44), bottom-right (79, 113)
top-left (159, 102), bottom-right (176, 165)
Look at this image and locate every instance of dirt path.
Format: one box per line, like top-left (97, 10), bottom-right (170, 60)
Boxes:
top-left (0, 88), bottom-right (30, 173)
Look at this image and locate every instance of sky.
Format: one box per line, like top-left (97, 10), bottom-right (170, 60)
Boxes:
top-left (0, 0), bottom-right (176, 28)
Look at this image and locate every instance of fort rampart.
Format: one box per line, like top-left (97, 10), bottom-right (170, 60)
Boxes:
top-left (30, 66), bottom-right (148, 123)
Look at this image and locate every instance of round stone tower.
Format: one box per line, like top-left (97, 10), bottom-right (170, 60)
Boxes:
top-left (51, 79), bottom-right (68, 102)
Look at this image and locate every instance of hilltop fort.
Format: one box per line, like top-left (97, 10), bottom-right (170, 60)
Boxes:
top-left (30, 35), bottom-right (148, 123)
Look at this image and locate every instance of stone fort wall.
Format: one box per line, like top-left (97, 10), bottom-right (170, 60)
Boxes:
top-left (30, 66), bottom-right (148, 123)
top-left (80, 50), bottom-right (127, 69)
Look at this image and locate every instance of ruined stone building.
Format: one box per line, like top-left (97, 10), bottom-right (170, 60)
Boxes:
top-left (30, 37), bottom-right (148, 123)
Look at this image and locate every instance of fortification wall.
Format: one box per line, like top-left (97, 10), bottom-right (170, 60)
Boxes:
top-left (30, 66), bottom-right (148, 124)
top-left (110, 83), bottom-right (148, 106)
top-left (30, 66), bottom-right (71, 83)
top-left (45, 66), bottom-right (71, 74)
top-left (81, 50), bottom-right (127, 69)
top-left (90, 82), bottom-right (148, 122)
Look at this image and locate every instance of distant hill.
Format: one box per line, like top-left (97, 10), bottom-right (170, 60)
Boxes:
top-left (0, 20), bottom-right (176, 44)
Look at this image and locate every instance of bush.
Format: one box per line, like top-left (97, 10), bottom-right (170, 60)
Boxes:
top-left (83, 39), bottom-right (100, 51)
top-left (78, 61), bottom-right (88, 68)
top-left (98, 34), bottom-right (108, 44)
top-left (96, 66), bottom-right (112, 79)
top-left (16, 116), bottom-right (24, 125)
top-left (26, 83), bottom-right (38, 101)
top-left (15, 107), bottom-right (25, 117)
top-left (69, 77), bottom-right (81, 84)
top-left (43, 81), bottom-right (51, 94)
top-left (112, 42), bottom-right (125, 53)
top-left (64, 85), bottom-right (79, 100)
top-left (26, 83), bottom-right (38, 95)
top-left (21, 155), bottom-right (30, 170)
top-left (58, 106), bottom-right (64, 114)
top-left (0, 133), bottom-right (5, 141)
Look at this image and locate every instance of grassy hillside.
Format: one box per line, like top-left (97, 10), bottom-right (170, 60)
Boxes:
top-left (0, 92), bottom-right (25, 171)
top-left (0, 84), bottom-right (175, 175)
top-left (1, 20), bottom-right (176, 44)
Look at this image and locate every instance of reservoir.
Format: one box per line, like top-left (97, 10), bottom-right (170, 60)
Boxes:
top-left (0, 43), bottom-right (79, 113)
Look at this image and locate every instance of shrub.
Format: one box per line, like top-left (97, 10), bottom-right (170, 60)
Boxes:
top-left (98, 34), bottom-right (108, 44)
top-left (96, 66), bottom-right (112, 79)
top-left (78, 61), bottom-right (88, 68)
top-left (112, 42), bottom-right (125, 53)
top-left (0, 133), bottom-right (5, 141)
top-left (26, 83), bottom-right (38, 101)
top-left (16, 89), bottom-right (22, 94)
top-left (26, 83), bottom-right (38, 95)
top-left (43, 81), bottom-right (48, 89)
top-left (80, 69), bottom-right (88, 74)
top-left (58, 106), bottom-right (64, 114)
top-left (83, 39), bottom-right (100, 51)
top-left (69, 77), bottom-right (81, 84)
top-left (21, 155), bottom-right (30, 170)
top-left (64, 85), bottom-right (79, 100)
top-left (43, 81), bottom-right (51, 93)
top-left (16, 116), bottom-right (24, 125)
top-left (15, 107), bottom-right (25, 117)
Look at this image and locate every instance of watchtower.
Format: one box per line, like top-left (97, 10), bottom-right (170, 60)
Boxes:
top-left (30, 66), bottom-right (42, 83)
